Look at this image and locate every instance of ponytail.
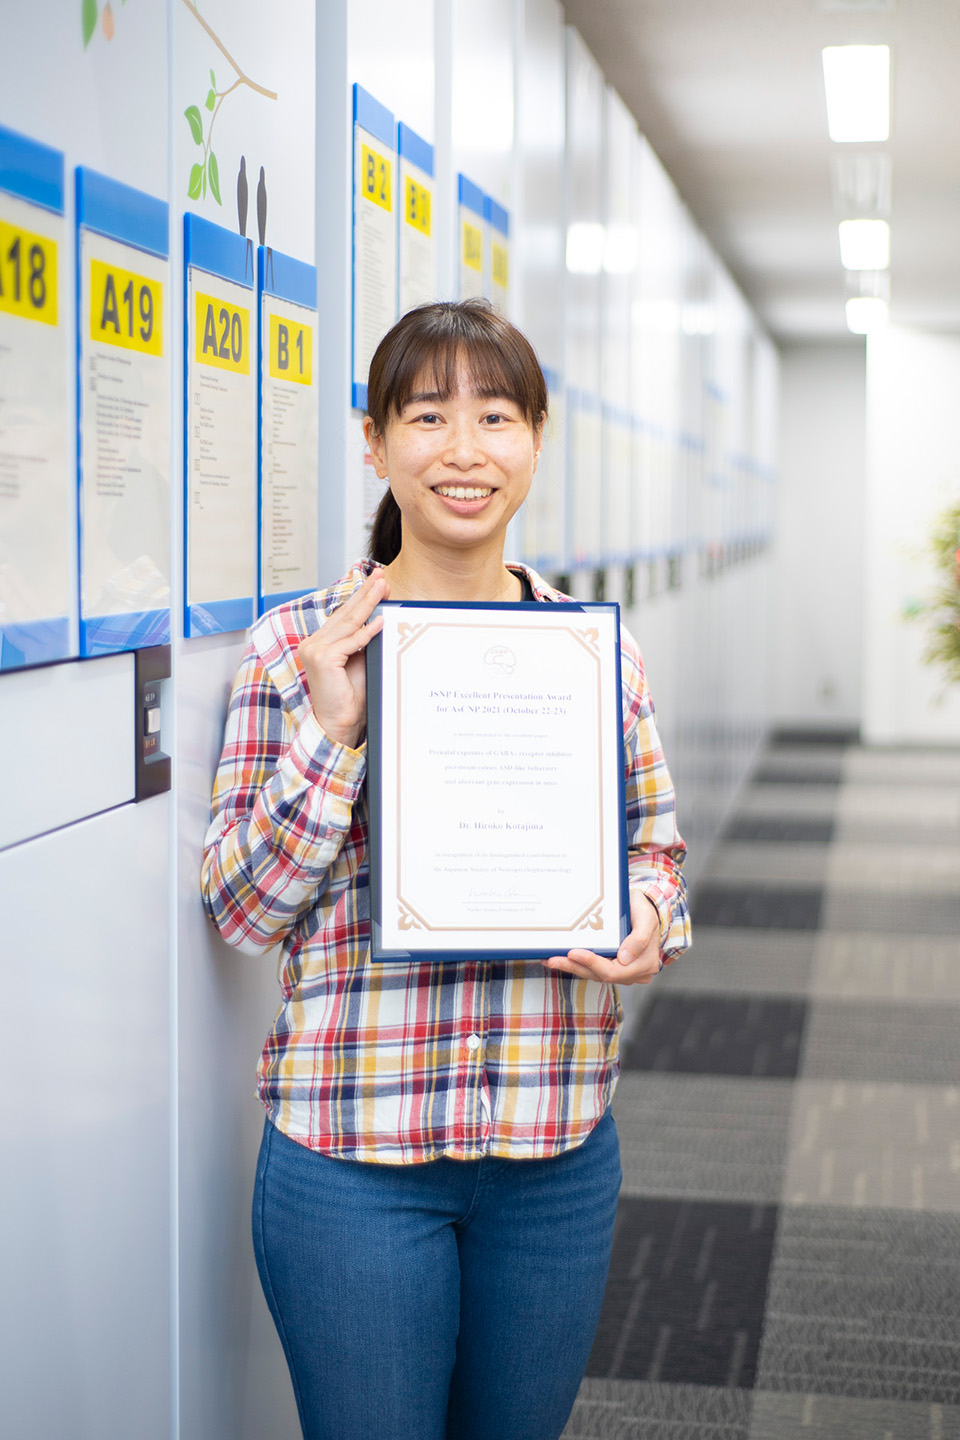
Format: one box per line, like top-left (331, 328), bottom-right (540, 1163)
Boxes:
top-left (368, 487), bottom-right (402, 564)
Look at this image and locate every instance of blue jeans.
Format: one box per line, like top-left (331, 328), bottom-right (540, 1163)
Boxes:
top-left (252, 1111), bottom-right (621, 1440)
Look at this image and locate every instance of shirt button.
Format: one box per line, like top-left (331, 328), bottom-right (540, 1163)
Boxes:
top-left (466, 1034), bottom-right (481, 1052)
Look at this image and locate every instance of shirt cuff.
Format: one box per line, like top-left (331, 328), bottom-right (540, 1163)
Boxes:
top-left (289, 709), bottom-right (367, 796)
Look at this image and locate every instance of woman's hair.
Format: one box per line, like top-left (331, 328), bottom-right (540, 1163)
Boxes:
top-left (366, 300), bottom-right (548, 564)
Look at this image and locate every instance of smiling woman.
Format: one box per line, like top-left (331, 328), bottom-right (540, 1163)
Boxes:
top-left (200, 297), bottom-right (691, 1440)
top-left (364, 299), bottom-right (548, 593)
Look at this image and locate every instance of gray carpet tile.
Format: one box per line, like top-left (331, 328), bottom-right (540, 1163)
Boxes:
top-left (658, 928), bottom-right (816, 998)
top-left (587, 1198), bottom-right (777, 1388)
top-left (769, 729), bottom-right (856, 749)
top-left (809, 934), bottom-right (960, 1004)
top-left (734, 785), bottom-right (839, 820)
top-left (723, 816), bottom-right (836, 844)
top-left (621, 995), bottom-right (807, 1079)
top-left (749, 1390), bottom-right (960, 1440)
top-left (820, 890), bottom-right (960, 936)
top-left (800, 1000), bottom-right (960, 1085)
top-left (755, 1207), bottom-right (960, 1405)
top-left (826, 843), bottom-right (960, 896)
top-left (834, 784), bottom-right (960, 830)
top-left (693, 884), bottom-right (824, 931)
top-left (614, 1074), bottom-right (794, 1205)
top-left (835, 816), bottom-right (960, 848)
top-left (782, 1082), bottom-right (960, 1212)
top-left (752, 751), bottom-right (846, 784)
top-left (703, 843), bottom-right (831, 888)
top-left (563, 1380), bottom-right (753, 1440)
top-left (843, 750), bottom-right (960, 787)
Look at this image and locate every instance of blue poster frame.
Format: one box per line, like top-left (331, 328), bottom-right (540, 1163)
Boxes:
top-left (0, 125), bottom-right (69, 670)
top-left (183, 212), bottom-right (257, 638)
top-left (76, 166), bottom-right (170, 656)
top-left (257, 244), bottom-right (318, 615)
top-left (351, 84), bottom-right (395, 413)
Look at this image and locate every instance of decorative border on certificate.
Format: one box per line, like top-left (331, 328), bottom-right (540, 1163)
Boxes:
top-left (0, 124), bottom-right (71, 670)
top-left (184, 213), bottom-right (257, 637)
top-left (76, 167), bottom-right (171, 656)
top-left (366, 601), bottom-right (629, 963)
top-left (257, 246), bottom-right (319, 615)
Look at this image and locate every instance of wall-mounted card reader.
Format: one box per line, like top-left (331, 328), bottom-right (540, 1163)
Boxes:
top-left (135, 644), bottom-right (171, 801)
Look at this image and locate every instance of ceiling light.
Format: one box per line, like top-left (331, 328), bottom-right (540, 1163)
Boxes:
top-left (566, 222), bottom-right (605, 275)
top-left (603, 223), bottom-right (638, 275)
top-left (822, 46), bottom-right (890, 142)
top-left (846, 296), bottom-right (888, 333)
top-left (839, 218), bottom-right (890, 269)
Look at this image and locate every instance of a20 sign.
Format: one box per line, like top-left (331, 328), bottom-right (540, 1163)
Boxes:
top-left (89, 258), bottom-right (163, 356)
top-left (268, 313), bottom-right (313, 386)
top-left (195, 290), bottom-right (250, 375)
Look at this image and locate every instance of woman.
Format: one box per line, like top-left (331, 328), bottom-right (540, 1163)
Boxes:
top-left (201, 299), bottom-right (690, 1440)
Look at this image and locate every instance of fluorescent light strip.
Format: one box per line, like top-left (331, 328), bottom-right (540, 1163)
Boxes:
top-left (846, 296), bottom-right (888, 333)
top-left (822, 46), bottom-right (890, 142)
top-left (839, 218), bottom-right (890, 269)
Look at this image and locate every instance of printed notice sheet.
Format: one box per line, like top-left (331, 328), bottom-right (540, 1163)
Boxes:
top-left (352, 87), bottom-right (397, 409)
top-left (260, 270), bottom-right (319, 610)
top-left (78, 221), bottom-right (170, 653)
top-left (367, 603), bottom-right (627, 960)
top-left (0, 171), bottom-right (71, 667)
top-left (458, 175), bottom-right (485, 302)
top-left (186, 260), bottom-right (257, 633)
top-left (398, 124), bottom-right (435, 314)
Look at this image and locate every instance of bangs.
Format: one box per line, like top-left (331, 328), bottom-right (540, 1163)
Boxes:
top-left (366, 300), bottom-right (548, 431)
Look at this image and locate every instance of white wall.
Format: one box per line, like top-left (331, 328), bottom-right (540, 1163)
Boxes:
top-left (773, 342), bottom-right (866, 731)
top-left (863, 327), bottom-right (960, 743)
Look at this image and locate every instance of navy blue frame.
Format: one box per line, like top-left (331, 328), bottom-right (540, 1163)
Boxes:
top-left (365, 599), bottom-right (629, 964)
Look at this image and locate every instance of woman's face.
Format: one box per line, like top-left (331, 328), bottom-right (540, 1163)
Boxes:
top-left (364, 365), bottom-right (543, 559)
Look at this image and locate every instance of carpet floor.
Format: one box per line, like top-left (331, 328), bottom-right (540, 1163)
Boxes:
top-left (564, 732), bottom-right (960, 1440)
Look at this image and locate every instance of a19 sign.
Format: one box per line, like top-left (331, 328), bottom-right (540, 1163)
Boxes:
top-left (89, 257), bottom-right (163, 357)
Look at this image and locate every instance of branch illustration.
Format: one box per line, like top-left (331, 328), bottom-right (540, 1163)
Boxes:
top-left (180, 0), bottom-right (277, 208)
top-left (180, 0), bottom-right (277, 100)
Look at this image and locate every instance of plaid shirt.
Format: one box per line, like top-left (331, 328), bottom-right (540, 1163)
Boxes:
top-left (201, 561), bottom-right (690, 1163)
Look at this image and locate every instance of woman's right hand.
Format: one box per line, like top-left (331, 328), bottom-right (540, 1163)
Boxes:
top-left (297, 569), bottom-right (389, 749)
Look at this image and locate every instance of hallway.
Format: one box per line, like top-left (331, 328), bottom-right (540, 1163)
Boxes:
top-left (566, 732), bottom-right (960, 1439)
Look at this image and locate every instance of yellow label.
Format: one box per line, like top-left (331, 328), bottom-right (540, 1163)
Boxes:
top-left (89, 258), bottom-right (163, 356)
top-left (268, 312), bottom-right (313, 386)
top-left (194, 291), bottom-right (250, 374)
top-left (404, 176), bottom-right (431, 236)
top-left (492, 241), bottom-right (509, 290)
top-left (462, 220), bottom-right (483, 273)
top-left (360, 144), bottom-right (392, 213)
top-left (0, 218), bottom-right (58, 326)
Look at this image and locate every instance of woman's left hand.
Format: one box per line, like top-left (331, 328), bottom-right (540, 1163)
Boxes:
top-left (544, 890), bottom-right (663, 986)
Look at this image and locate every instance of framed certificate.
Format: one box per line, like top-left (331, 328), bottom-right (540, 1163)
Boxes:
top-left (366, 601), bottom-right (629, 962)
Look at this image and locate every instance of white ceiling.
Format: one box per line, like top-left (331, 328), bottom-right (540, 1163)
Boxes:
top-left (560, 0), bottom-right (960, 342)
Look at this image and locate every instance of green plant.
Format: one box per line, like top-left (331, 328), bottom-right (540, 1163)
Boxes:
top-left (904, 500), bottom-right (960, 688)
